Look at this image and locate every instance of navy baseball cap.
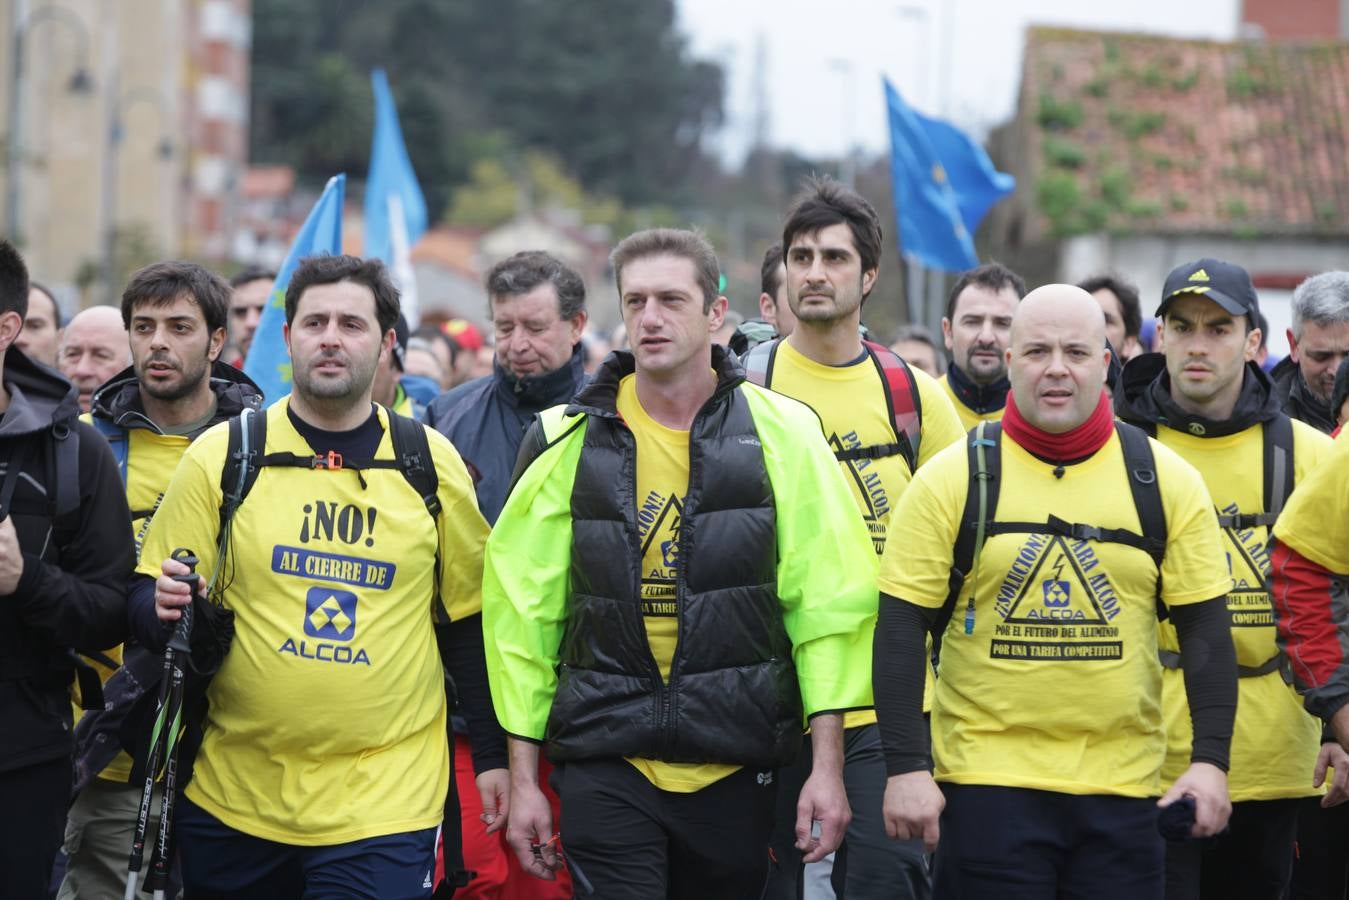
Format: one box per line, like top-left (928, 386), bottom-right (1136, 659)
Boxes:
top-left (1157, 258), bottom-right (1260, 319)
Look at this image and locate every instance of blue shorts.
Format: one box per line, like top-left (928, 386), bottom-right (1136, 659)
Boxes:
top-left (175, 796), bottom-right (438, 899)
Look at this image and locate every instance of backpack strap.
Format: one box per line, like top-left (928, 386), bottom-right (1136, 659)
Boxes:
top-left (1216, 415), bottom-right (1295, 531)
top-left (91, 416), bottom-right (129, 485)
top-left (861, 339), bottom-right (922, 472)
top-left (219, 407), bottom-right (265, 536)
top-left (1115, 421), bottom-right (1167, 570)
top-left (385, 409), bottom-right (444, 616)
top-left (51, 417), bottom-right (81, 530)
top-left (741, 337), bottom-right (777, 388)
top-left (933, 421), bottom-right (1001, 649)
top-left (746, 337), bottom-right (925, 473)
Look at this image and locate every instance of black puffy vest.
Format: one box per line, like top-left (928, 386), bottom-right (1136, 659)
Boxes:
top-left (545, 364), bottom-right (803, 769)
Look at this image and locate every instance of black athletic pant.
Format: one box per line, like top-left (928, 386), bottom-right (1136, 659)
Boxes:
top-left (765, 725), bottom-right (930, 899)
top-left (934, 783), bottom-right (1165, 900)
top-left (1291, 798), bottom-right (1349, 900)
top-left (1164, 797), bottom-right (1301, 900)
top-left (0, 756), bottom-right (70, 900)
top-left (553, 757), bottom-right (777, 899)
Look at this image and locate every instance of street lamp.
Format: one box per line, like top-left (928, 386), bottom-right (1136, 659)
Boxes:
top-left (100, 87), bottom-right (175, 304)
top-left (5, 1), bottom-right (95, 241)
top-left (827, 58), bottom-right (856, 189)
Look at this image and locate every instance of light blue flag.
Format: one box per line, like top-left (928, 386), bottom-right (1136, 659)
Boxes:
top-left (912, 109), bottom-right (1015, 238)
top-left (244, 173), bottom-right (346, 406)
top-left (364, 69), bottom-right (427, 327)
top-left (884, 78), bottom-right (980, 272)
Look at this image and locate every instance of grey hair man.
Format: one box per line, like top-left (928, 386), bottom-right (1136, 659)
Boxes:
top-left (428, 250), bottom-right (589, 524)
top-left (1272, 271), bottom-right (1349, 433)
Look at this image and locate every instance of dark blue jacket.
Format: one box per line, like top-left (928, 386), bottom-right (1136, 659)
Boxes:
top-left (427, 346), bottom-right (588, 524)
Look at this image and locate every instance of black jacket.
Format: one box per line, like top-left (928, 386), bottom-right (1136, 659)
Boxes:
top-left (1116, 353), bottom-right (1285, 436)
top-left (0, 349), bottom-right (134, 773)
top-left (428, 346), bottom-right (587, 524)
top-left (90, 360), bottom-right (265, 438)
top-left (1270, 355), bottom-right (1335, 434)
top-left (516, 348), bottom-right (801, 768)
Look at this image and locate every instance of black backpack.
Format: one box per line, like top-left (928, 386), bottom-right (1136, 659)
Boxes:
top-left (0, 418), bottom-right (110, 710)
top-left (935, 420), bottom-right (1167, 648)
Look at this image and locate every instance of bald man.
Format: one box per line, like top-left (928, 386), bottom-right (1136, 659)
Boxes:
top-left (59, 306), bottom-right (130, 412)
top-left (873, 285), bottom-right (1237, 899)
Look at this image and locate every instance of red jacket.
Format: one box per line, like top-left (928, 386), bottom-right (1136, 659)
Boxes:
top-left (1271, 539), bottom-right (1349, 721)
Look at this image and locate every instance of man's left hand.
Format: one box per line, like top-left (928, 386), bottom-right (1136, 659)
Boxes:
top-left (476, 767), bottom-right (511, 834)
top-left (0, 516), bottom-right (25, 595)
top-left (1158, 761), bottom-right (1230, 838)
top-left (796, 769), bottom-right (851, 863)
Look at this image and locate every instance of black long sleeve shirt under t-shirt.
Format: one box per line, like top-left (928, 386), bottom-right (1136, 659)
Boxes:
top-left (874, 591), bottom-right (1237, 778)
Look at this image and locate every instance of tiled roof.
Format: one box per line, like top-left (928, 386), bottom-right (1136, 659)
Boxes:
top-left (1020, 27), bottom-right (1349, 237)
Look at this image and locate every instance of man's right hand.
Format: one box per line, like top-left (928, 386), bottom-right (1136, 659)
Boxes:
top-left (882, 770), bottom-right (943, 853)
top-left (154, 556), bottom-right (203, 622)
top-left (506, 779), bottom-right (558, 881)
top-left (1315, 741), bottom-right (1349, 808)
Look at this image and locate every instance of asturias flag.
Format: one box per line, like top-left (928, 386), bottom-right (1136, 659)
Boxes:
top-left (885, 78), bottom-right (1012, 272)
top-left (364, 69), bottom-right (427, 328)
top-left (244, 173), bottom-right (346, 405)
top-left (912, 108), bottom-right (1015, 240)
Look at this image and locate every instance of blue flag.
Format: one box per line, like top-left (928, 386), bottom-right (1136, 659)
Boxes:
top-left (885, 78), bottom-right (1005, 272)
top-left (364, 69), bottom-right (427, 327)
top-left (913, 109), bottom-right (1015, 239)
top-left (244, 173), bottom-right (346, 406)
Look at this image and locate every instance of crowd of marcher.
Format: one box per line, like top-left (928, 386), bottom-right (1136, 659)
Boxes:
top-left (3, 174), bottom-right (1349, 900)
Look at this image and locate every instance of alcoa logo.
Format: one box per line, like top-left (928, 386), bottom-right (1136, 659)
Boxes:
top-left (1188, 422), bottom-right (1206, 435)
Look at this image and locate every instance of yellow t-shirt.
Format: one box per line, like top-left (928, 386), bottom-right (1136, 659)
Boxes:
top-left (79, 418), bottom-right (199, 783)
top-left (136, 400), bottom-right (488, 844)
top-left (878, 430), bottom-right (1230, 797)
top-left (941, 372), bottom-right (1006, 432)
top-left (1274, 427), bottom-right (1349, 572)
top-left (1152, 421), bottom-right (1329, 801)
top-left (769, 340), bottom-right (963, 726)
top-left (614, 374), bottom-right (741, 793)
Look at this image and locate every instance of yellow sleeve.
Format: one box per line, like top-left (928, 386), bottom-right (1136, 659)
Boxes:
top-left (135, 423), bottom-right (230, 584)
top-left (428, 431), bottom-right (490, 622)
top-left (1154, 443), bottom-right (1233, 607)
top-left (912, 368), bottom-right (966, 467)
top-left (1275, 428), bottom-right (1349, 572)
top-left (877, 441), bottom-right (967, 606)
top-left (746, 386), bottom-right (879, 717)
top-left (482, 420), bottom-right (584, 741)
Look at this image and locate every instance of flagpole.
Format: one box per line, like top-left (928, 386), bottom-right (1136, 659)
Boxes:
top-left (905, 254), bottom-right (924, 329)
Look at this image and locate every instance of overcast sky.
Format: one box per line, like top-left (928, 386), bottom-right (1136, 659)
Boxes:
top-left (677, 0), bottom-right (1239, 163)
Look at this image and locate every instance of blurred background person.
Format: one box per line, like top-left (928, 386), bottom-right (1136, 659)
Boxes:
top-left (58, 307), bottom-right (130, 413)
top-left (890, 323), bottom-right (944, 377)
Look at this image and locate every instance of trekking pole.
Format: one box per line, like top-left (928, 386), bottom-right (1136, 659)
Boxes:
top-left (125, 548), bottom-right (199, 900)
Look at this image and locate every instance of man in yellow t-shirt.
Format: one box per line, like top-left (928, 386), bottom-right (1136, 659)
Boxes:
top-left (59, 261), bottom-right (263, 899)
top-left (747, 177), bottom-right (961, 900)
top-left (130, 255), bottom-right (502, 898)
top-left (485, 228), bottom-right (878, 898)
top-left (939, 263), bottom-right (1025, 431)
top-left (1116, 258), bottom-right (1337, 899)
top-left (876, 284), bottom-right (1236, 899)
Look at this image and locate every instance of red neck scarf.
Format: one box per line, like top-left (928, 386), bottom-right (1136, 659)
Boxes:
top-left (1001, 389), bottom-right (1114, 463)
